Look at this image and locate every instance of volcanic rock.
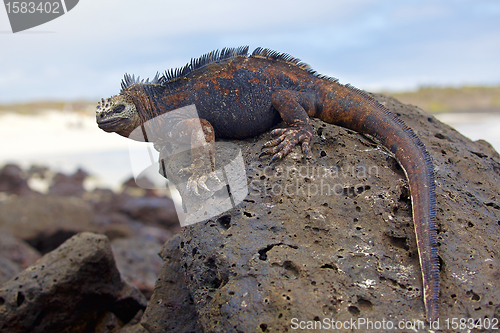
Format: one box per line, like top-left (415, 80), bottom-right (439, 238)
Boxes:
top-left (0, 232), bottom-right (147, 333)
top-left (145, 94), bottom-right (500, 332)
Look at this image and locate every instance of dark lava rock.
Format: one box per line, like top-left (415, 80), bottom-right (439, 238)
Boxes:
top-left (112, 310), bottom-right (148, 332)
top-left (0, 191), bottom-right (174, 255)
top-left (0, 232), bottom-right (41, 284)
top-left (119, 196), bottom-right (179, 228)
top-left (141, 236), bottom-right (202, 333)
top-left (0, 195), bottom-right (95, 253)
top-left (111, 238), bottom-right (164, 299)
top-left (0, 257), bottom-right (20, 286)
top-left (116, 323), bottom-right (149, 333)
top-left (146, 94), bottom-right (500, 332)
top-left (0, 186), bottom-right (177, 303)
top-left (0, 232), bottom-right (147, 333)
top-left (0, 164), bottom-right (36, 196)
top-left (48, 168), bottom-right (88, 196)
top-left (90, 189), bottom-right (179, 241)
top-left (89, 189), bottom-right (139, 234)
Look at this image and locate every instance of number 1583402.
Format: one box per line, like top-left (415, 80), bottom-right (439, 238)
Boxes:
top-left (5, 2), bottom-right (61, 14)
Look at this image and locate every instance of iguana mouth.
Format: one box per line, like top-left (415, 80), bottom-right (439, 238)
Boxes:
top-left (97, 118), bottom-right (130, 131)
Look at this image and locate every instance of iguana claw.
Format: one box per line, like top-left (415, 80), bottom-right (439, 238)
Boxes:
top-left (180, 163), bottom-right (221, 196)
top-left (260, 126), bottom-right (313, 162)
top-left (186, 173), bottom-right (208, 195)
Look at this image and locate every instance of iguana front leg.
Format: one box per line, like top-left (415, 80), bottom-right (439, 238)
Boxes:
top-left (165, 118), bottom-right (219, 194)
top-left (260, 89), bottom-right (318, 162)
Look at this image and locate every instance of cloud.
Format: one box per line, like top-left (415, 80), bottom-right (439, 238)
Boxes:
top-left (0, 0), bottom-right (499, 102)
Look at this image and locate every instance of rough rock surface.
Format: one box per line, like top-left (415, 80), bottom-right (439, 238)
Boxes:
top-left (0, 164), bottom-right (36, 197)
top-left (111, 238), bottom-right (164, 299)
top-left (0, 173), bottom-right (178, 300)
top-left (119, 196), bottom-right (179, 229)
top-left (48, 169), bottom-right (88, 196)
top-left (90, 189), bottom-right (179, 241)
top-left (146, 94), bottom-right (500, 332)
top-left (141, 236), bottom-right (202, 333)
top-left (116, 323), bottom-right (149, 333)
top-left (0, 232), bottom-right (148, 333)
top-left (0, 195), bottom-right (95, 253)
top-left (0, 257), bottom-right (20, 286)
top-left (0, 232), bottom-right (41, 284)
top-left (0, 170), bottom-right (179, 254)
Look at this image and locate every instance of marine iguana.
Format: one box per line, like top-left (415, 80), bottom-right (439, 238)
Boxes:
top-left (95, 46), bottom-right (439, 321)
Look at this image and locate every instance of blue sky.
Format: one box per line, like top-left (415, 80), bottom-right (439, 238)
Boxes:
top-left (1, 0), bottom-right (499, 103)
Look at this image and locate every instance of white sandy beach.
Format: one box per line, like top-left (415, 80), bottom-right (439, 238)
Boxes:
top-left (0, 110), bottom-right (137, 190)
top-left (0, 110), bottom-right (499, 191)
top-left (434, 112), bottom-right (500, 150)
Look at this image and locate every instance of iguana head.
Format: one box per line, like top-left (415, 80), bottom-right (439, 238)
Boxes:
top-left (96, 94), bottom-right (141, 138)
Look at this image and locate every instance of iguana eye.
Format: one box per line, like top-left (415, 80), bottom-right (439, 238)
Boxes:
top-left (112, 104), bottom-right (125, 114)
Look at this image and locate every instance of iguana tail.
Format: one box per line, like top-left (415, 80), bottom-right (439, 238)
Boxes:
top-left (320, 84), bottom-right (439, 322)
